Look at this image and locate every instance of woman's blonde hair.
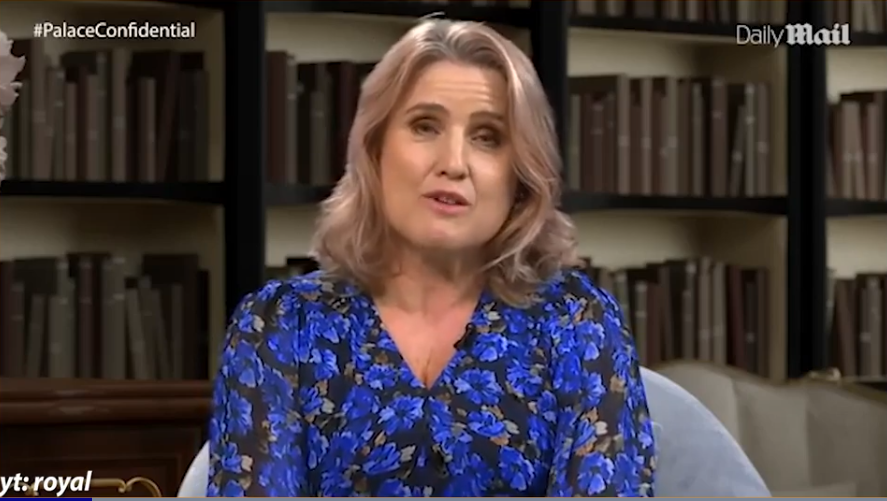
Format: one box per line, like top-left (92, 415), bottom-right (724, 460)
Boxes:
top-left (311, 18), bottom-right (582, 307)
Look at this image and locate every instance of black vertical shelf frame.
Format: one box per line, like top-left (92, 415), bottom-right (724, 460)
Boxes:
top-left (530, 0), bottom-right (569, 169)
top-left (218, 0), bottom-right (837, 379)
top-left (786, 0), bottom-right (828, 378)
top-left (224, 2), bottom-right (268, 318)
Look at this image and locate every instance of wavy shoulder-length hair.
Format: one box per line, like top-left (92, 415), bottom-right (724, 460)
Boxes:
top-left (311, 18), bottom-right (582, 307)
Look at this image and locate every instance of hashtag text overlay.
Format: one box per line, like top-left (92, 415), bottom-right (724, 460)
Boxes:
top-left (34, 21), bottom-right (195, 39)
top-left (0, 472), bottom-right (93, 497)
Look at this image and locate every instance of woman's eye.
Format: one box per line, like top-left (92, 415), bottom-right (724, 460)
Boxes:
top-left (474, 129), bottom-right (502, 148)
top-left (411, 120), bottom-right (438, 136)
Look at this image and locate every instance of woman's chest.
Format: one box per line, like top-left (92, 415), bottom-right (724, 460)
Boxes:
top-left (299, 332), bottom-right (559, 496)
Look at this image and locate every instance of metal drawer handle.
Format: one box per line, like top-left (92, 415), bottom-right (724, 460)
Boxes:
top-left (25, 476), bottom-right (162, 497)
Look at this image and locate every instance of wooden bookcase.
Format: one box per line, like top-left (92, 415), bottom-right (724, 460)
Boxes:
top-left (0, 0), bottom-right (884, 490)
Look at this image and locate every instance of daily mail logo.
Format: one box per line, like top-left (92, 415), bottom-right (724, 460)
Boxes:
top-left (737, 23), bottom-right (852, 47)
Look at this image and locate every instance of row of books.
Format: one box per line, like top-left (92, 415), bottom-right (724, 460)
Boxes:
top-left (568, 76), bottom-right (774, 198)
top-left (827, 271), bottom-right (887, 379)
top-left (582, 257), bottom-right (771, 377)
top-left (0, 254), bottom-right (209, 381)
top-left (568, 0), bottom-right (785, 26)
top-left (0, 40), bottom-right (209, 184)
top-left (450, 0), bottom-right (788, 26)
top-left (824, 0), bottom-right (887, 35)
top-left (827, 90), bottom-right (887, 202)
top-left (264, 54), bottom-right (374, 187)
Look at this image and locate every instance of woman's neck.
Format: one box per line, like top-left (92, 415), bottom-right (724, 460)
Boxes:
top-left (377, 248), bottom-right (485, 316)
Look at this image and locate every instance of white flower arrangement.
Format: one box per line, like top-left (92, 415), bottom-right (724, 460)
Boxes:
top-left (0, 29), bottom-right (26, 187)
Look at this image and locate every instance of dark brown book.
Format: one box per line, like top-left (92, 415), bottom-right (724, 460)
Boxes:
top-left (109, 48), bottom-right (129, 182)
top-left (742, 83), bottom-right (757, 197)
top-left (692, 77), bottom-right (728, 197)
top-left (134, 77), bottom-right (158, 182)
top-left (63, 63), bottom-right (99, 181)
top-left (711, 261), bottom-right (728, 366)
top-left (655, 263), bottom-right (676, 361)
top-left (630, 78), bottom-right (654, 195)
top-left (175, 71), bottom-right (196, 182)
top-left (0, 262), bottom-right (26, 377)
top-left (130, 51), bottom-right (182, 181)
top-left (101, 256), bottom-right (127, 380)
top-left (181, 53), bottom-right (208, 182)
top-left (266, 51), bottom-right (289, 185)
top-left (67, 253), bottom-right (109, 378)
top-left (46, 66), bottom-right (65, 181)
top-left (124, 279), bottom-right (151, 380)
top-left (141, 254), bottom-right (201, 380)
top-left (646, 281), bottom-right (662, 366)
top-left (169, 53), bottom-right (205, 182)
top-left (284, 55), bottom-right (298, 185)
top-left (755, 83), bottom-right (771, 196)
top-left (296, 64), bottom-right (333, 186)
top-left (566, 92), bottom-right (583, 192)
top-left (328, 61), bottom-right (360, 184)
top-left (726, 264), bottom-right (746, 369)
top-left (696, 257), bottom-right (713, 363)
top-left (677, 79), bottom-right (692, 196)
top-left (741, 268), bottom-right (759, 375)
top-left (47, 285), bottom-right (75, 378)
top-left (664, 259), bottom-right (697, 360)
top-left (690, 82), bottom-right (705, 197)
top-left (61, 50), bottom-right (110, 181)
top-left (842, 92), bottom-right (885, 201)
top-left (833, 279), bottom-right (857, 376)
top-left (63, 82), bottom-right (78, 181)
top-left (652, 77), bottom-right (678, 196)
top-left (756, 268), bottom-right (770, 378)
top-left (24, 295), bottom-right (47, 377)
top-left (12, 39), bottom-right (49, 181)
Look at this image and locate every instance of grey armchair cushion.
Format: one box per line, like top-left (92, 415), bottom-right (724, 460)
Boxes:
top-left (640, 367), bottom-right (770, 497)
top-left (180, 369), bottom-right (770, 497)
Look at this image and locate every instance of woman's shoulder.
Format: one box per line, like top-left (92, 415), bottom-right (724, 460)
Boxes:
top-left (231, 270), bottom-right (362, 327)
top-left (531, 268), bottom-right (630, 354)
top-left (537, 267), bottom-right (622, 315)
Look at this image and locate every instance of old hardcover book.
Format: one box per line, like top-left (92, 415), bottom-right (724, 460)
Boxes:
top-left (0, 262), bottom-right (25, 377)
top-left (130, 51), bottom-right (182, 181)
top-left (61, 50), bottom-right (110, 181)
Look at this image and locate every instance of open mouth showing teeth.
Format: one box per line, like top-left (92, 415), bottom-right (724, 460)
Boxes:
top-left (435, 197), bottom-right (460, 205)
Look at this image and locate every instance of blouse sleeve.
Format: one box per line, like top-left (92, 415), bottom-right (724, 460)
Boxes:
top-left (207, 281), bottom-right (307, 497)
top-left (546, 272), bottom-right (657, 497)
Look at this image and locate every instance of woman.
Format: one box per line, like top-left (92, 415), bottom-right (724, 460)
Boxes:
top-left (209, 18), bottom-right (656, 497)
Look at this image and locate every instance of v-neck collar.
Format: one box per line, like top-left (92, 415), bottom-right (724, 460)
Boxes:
top-left (361, 288), bottom-right (496, 393)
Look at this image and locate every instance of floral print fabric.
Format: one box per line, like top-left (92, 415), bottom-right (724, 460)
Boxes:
top-left (208, 269), bottom-right (656, 496)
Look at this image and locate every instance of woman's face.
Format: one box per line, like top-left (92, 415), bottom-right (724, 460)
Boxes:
top-left (378, 60), bottom-right (517, 256)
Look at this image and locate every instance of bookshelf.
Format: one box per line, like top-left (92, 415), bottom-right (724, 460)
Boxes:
top-left (0, 0), bottom-right (884, 387)
top-left (823, 1), bottom-right (887, 383)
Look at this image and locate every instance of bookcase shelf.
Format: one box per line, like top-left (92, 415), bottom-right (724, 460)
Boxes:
top-left (265, 0), bottom-right (532, 27)
top-left (569, 17), bottom-right (763, 41)
top-left (846, 32), bottom-right (887, 47)
top-left (826, 199), bottom-right (887, 217)
top-left (562, 194), bottom-right (788, 215)
top-left (265, 184), bottom-right (332, 207)
top-left (0, 181), bottom-right (224, 204)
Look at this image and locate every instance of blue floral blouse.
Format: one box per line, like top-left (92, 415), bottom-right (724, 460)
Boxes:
top-left (208, 269), bottom-right (656, 497)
